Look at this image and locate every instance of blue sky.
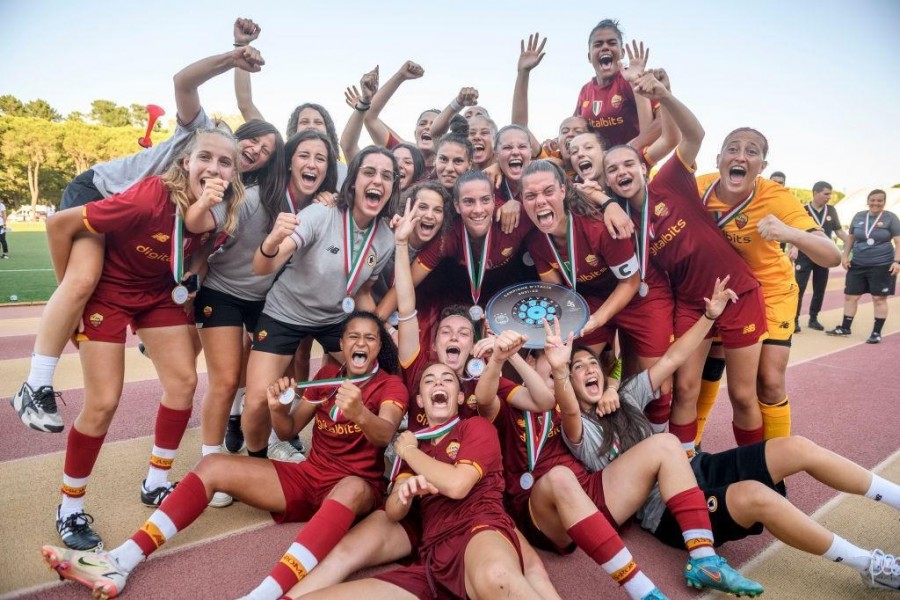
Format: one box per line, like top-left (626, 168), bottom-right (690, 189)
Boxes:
top-left (2, 0), bottom-right (898, 193)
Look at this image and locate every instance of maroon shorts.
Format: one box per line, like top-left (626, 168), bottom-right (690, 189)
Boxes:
top-left (674, 287), bottom-right (767, 349)
top-left (374, 520), bottom-right (522, 599)
top-left (611, 295), bottom-right (674, 357)
top-left (269, 460), bottom-right (384, 524)
top-left (77, 285), bottom-right (192, 344)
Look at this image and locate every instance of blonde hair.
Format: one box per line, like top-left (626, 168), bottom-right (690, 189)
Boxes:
top-left (160, 129), bottom-right (245, 235)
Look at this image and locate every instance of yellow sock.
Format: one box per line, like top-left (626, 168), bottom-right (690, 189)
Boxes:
top-left (694, 379), bottom-right (721, 445)
top-left (759, 397), bottom-right (791, 439)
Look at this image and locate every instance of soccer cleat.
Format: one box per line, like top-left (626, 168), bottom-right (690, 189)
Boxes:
top-left (208, 491), bottom-right (233, 508)
top-left (793, 319), bottom-right (801, 333)
top-left (56, 507), bottom-right (103, 551)
top-left (807, 319), bottom-right (824, 331)
top-left (268, 440), bottom-right (306, 463)
top-left (863, 549), bottom-right (900, 591)
top-left (826, 326), bottom-right (851, 337)
top-left (641, 589), bottom-right (669, 600)
top-left (1, 254), bottom-right (8, 259)
top-left (288, 434), bottom-right (305, 454)
top-left (224, 414), bottom-right (244, 453)
top-left (684, 555), bottom-right (764, 597)
top-left (41, 544), bottom-right (128, 599)
top-left (866, 333), bottom-right (882, 344)
top-left (10, 382), bottom-right (64, 433)
top-left (140, 480), bottom-right (177, 507)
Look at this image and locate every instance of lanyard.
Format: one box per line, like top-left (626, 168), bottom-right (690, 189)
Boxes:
top-left (389, 416), bottom-right (461, 480)
top-left (300, 365), bottom-right (380, 422)
top-left (807, 204), bottom-right (827, 228)
top-left (344, 210), bottom-right (379, 298)
top-left (864, 212), bottom-right (882, 240)
top-left (170, 212), bottom-right (184, 285)
top-left (523, 409), bottom-right (553, 473)
top-left (462, 226), bottom-right (491, 304)
top-left (701, 179), bottom-right (756, 229)
top-left (544, 214), bottom-right (577, 291)
top-left (625, 189), bottom-right (650, 283)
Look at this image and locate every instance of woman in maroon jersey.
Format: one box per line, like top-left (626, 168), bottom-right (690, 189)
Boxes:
top-left (602, 71), bottom-right (767, 450)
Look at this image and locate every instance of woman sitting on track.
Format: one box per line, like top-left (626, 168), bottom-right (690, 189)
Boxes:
top-left (557, 281), bottom-right (900, 593)
top-left (43, 127), bottom-right (246, 552)
top-left (41, 311), bottom-right (408, 600)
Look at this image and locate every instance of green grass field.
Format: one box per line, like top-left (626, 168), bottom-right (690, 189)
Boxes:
top-left (0, 231), bottom-right (57, 303)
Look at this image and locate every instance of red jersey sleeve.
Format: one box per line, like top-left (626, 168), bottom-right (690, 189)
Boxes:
top-left (652, 152), bottom-right (701, 205)
top-left (378, 375), bottom-right (410, 415)
top-left (454, 417), bottom-right (502, 478)
top-left (83, 177), bottom-right (166, 235)
top-left (598, 230), bottom-right (640, 280)
top-left (526, 231), bottom-right (555, 277)
top-left (415, 229), bottom-right (453, 271)
top-left (498, 377), bottom-right (523, 405)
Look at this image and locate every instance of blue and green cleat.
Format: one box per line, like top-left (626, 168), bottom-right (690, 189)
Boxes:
top-left (641, 588), bottom-right (670, 600)
top-left (684, 555), bottom-right (764, 597)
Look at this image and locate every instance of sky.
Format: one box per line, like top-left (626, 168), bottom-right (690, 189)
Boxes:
top-left (2, 0), bottom-right (898, 194)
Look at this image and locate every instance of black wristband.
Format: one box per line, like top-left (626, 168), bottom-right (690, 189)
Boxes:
top-left (259, 242), bottom-right (279, 258)
top-left (599, 198), bottom-right (615, 214)
top-left (703, 312), bottom-right (717, 321)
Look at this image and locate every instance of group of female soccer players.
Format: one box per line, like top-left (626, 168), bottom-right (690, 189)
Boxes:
top-left (11, 16), bottom-right (899, 600)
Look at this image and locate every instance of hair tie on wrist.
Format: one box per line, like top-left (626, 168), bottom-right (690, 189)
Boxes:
top-left (233, 43), bottom-right (247, 47)
top-left (397, 310), bottom-right (418, 323)
top-left (259, 242), bottom-right (279, 258)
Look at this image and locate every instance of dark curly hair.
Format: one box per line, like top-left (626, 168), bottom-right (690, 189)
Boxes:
top-left (340, 311), bottom-right (400, 375)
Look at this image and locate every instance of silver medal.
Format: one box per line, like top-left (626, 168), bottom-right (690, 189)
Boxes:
top-left (638, 282), bottom-right (649, 297)
top-left (867, 238), bottom-right (875, 246)
top-left (342, 296), bottom-right (356, 313)
top-left (389, 311), bottom-right (400, 327)
top-left (171, 285), bottom-right (189, 305)
top-left (522, 251), bottom-right (535, 266)
top-left (466, 358), bottom-right (485, 378)
top-left (278, 388), bottom-right (296, 406)
top-left (519, 472), bottom-right (534, 490)
top-left (469, 305), bottom-right (484, 321)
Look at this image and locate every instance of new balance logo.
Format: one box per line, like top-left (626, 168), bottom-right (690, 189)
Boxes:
top-left (325, 245), bottom-right (340, 255)
top-left (875, 493), bottom-right (883, 502)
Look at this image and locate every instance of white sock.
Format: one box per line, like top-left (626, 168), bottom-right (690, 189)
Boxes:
top-left (59, 474), bottom-right (89, 518)
top-left (866, 474), bottom-right (900, 510)
top-left (27, 354), bottom-right (59, 389)
top-left (823, 534), bottom-right (871, 573)
top-left (201, 444), bottom-right (221, 457)
top-left (145, 446), bottom-right (177, 489)
top-left (231, 388), bottom-right (245, 416)
top-left (621, 572), bottom-right (657, 599)
top-left (109, 540), bottom-right (145, 573)
top-left (59, 494), bottom-right (86, 519)
top-left (244, 576), bottom-right (283, 600)
top-left (649, 422), bottom-right (668, 434)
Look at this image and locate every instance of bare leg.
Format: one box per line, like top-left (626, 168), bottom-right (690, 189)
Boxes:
top-left (244, 350), bottom-right (294, 453)
top-left (464, 530), bottom-right (542, 600)
top-left (198, 326), bottom-right (244, 446)
top-left (672, 339), bottom-right (713, 426)
top-left (764, 436), bottom-right (872, 495)
top-left (757, 343), bottom-right (789, 405)
top-left (723, 343), bottom-right (763, 431)
top-left (299, 579), bottom-right (417, 600)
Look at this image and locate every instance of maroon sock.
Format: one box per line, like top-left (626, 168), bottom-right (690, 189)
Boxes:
top-left (154, 404), bottom-right (192, 450)
top-left (668, 420), bottom-right (698, 444)
top-left (61, 427), bottom-right (106, 498)
top-left (131, 472), bottom-right (209, 557)
top-left (267, 499), bottom-right (356, 591)
top-left (733, 423), bottom-right (764, 446)
top-left (567, 512), bottom-right (640, 585)
top-left (645, 390), bottom-right (672, 426)
top-left (666, 487), bottom-right (714, 552)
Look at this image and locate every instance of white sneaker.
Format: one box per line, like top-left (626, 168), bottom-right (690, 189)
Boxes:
top-left (208, 491), bottom-right (234, 508)
top-left (863, 549), bottom-right (900, 590)
top-left (267, 440), bottom-right (306, 463)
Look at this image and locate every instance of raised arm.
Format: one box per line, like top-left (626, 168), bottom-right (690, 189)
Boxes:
top-left (232, 17), bottom-right (265, 122)
top-left (392, 430), bottom-right (481, 500)
top-left (265, 377), bottom-right (317, 441)
top-left (340, 67), bottom-right (379, 162)
top-left (252, 212), bottom-right (298, 275)
top-left (184, 179), bottom-right (229, 233)
top-left (430, 87), bottom-right (479, 138)
top-left (541, 318), bottom-right (582, 444)
top-left (641, 69), bottom-right (679, 165)
top-left (512, 33), bottom-right (546, 128)
top-left (175, 44), bottom-right (264, 125)
top-left (474, 330), bottom-right (528, 421)
top-left (364, 60), bottom-right (424, 146)
top-left (632, 71), bottom-right (704, 167)
top-left (393, 200), bottom-right (423, 363)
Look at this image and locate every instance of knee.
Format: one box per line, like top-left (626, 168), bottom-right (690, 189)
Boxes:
top-left (674, 379), bottom-right (700, 404)
top-left (727, 480), bottom-right (777, 519)
top-left (472, 559), bottom-right (519, 596)
top-left (329, 477), bottom-right (370, 511)
top-left (542, 466), bottom-right (581, 499)
top-left (61, 269), bottom-right (101, 301)
top-left (166, 370), bottom-right (198, 398)
top-left (192, 455), bottom-right (225, 487)
top-left (80, 398), bottom-right (120, 429)
top-left (756, 372), bottom-right (784, 404)
top-left (655, 433), bottom-right (683, 453)
top-left (779, 435), bottom-right (817, 459)
top-left (208, 372), bottom-right (240, 397)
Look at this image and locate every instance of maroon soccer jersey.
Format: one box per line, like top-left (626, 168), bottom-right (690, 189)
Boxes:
top-left (416, 217), bottom-right (536, 303)
top-left (82, 177), bottom-right (210, 291)
top-left (575, 73), bottom-right (644, 148)
top-left (639, 156), bottom-right (760, 308)
top-left (302, 364), bottom-right (408, 483)
top-left (398, 417), bottom-right (512, 551)
top-left (401, 348), bottom-right (521, 431)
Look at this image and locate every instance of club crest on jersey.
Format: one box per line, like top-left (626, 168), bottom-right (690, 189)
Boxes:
top-left (152, 232), bottom-right (170, 243)
top-left (734, 214), bottom-right (749, 229)
top-left (591, 100), bottom-right (603, 116)
top-left (446, 441), bottom-right (460, 460)
top-left (203, 305), bottom-right (213, 318)
top-left (366, 252), bottom-right (377, 267)
top-left (89, 312), bottom-right (103, 327)
top-left (585, 254), bottom-right (599, 266)
top-left (257, 330), bottom-right (268, 342)
top-left (654, 202), bottom-right (668, 218)
top-left (707, 496), bottom-right (719, 512)
top-left (610, 94), bottom-right (624, 108)
top-left (466, 394), bottom-right (478, 411)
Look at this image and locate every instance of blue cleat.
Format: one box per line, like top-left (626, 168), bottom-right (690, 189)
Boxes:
top-left (684, 555), bottom-right (764, 597)
top-left (641, 588), bottom-right (669, 600)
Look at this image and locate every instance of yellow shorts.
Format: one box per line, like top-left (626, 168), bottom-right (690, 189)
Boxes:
top-left (762, 284), bottom-right (799, 342)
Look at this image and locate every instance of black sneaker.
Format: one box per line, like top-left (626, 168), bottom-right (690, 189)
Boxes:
top-left (288, 435), bottom-right (305, 454)
top-left (867, 333), bottom-right (882, 344)
top-left (56, 506), bottom-right (103, 551)
top-left (826, 326), bottom-right (851, 336)
top-left (224, 415), bottom-right (244, 453)
top-left (794, 319), bottom-right (801, 333)
top-left (807, 319), bottom-right (825, 331)
top-left (138, 342), bottom-right (150, 358)
top-left (140, 480), bottom-right (177, 507)
top-left (10, 382), bottom-right (64, 433)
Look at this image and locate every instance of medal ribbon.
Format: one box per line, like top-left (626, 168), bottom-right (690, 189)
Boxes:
top-left (171, 211), bottom-right (184, 285)
top-left (389, 416), bottom-right (461, 480)
top-left (462, 226), bottom-right (491, 304)
top-left (285, 188), bottom-right (296, 213)
top-left (544, 214), bottom-right (577, 291)
top-left (299, 364), bottom-right (380, 422)
top-left (864, 212), bottom-right (881, 240)
top-left (807, 204), bottom-right (826, 228)
top-left (344, 210), bottom-right (379, 298)
top-left (524, 409), bottom-right (553, 473)
top-left (625, 189), bottom-right (650, 283)
top-left (701, 179), bottom-right (756, 229)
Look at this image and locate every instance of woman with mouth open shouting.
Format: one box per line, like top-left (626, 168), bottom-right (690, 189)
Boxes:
top-left (42, 312), bottom-right (408, 600)
top-left (242, 147), bottom-right (399, 461)
top-left (602, 71), bottom-right (769, 452)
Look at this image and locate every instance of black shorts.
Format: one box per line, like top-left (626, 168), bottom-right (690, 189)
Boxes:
top-left (194, 286), bottom-right (265, 332)
top-left (61, 170), bottom-right (104, 209)
top-left (651, 441), bottom-right (787, 548)
top-left (845, 264), bottom-right (896, 297)
top-left (252, 312), bottom-right (343, 355)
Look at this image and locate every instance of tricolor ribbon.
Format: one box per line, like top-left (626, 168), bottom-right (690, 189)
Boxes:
top-left (462, 226), bottom-right (491, 305)
top-left (625, 189), bottom-right (650, 284)
top-left (389, 416), bottom-right (461, 481)
top-left (524, 409), bottom-right (553, 474)
top-left (344, 210), bottom-right (379, 299)
top-left (171, 212), bottom-right (184, 285)
top-left (285, 188), bottom-right (297, 213)
top-left (701, 178), bottom-right (756, 229)
top-left (299, 364), bottom-right (380, 423)
top-left (544, 214), bottom-right (577, 291)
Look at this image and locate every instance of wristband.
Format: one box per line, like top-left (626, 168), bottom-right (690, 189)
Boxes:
top-left (259, 242), bottom-right (279, 258)
top-left (599, 198), bottom-right (616, 214)
top-left (233, 43), bottom-right (247, 47)
top-left (355, 101), bottom-right (371, 112)
top-left (449, 98), bottom-right (463, 112)
top-left (609, 357), bottom-right (622, 381)
top-left (703, 312), bottom-right (717, 321)
top-left (397, 310), bottom-right (418, 323)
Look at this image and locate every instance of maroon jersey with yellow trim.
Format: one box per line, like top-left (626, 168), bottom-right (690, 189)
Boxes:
top-left (397, 417), bottom-right (511, 551)
top-left (574, 73), bottom-right (642, 148)
top-left (303, 363), bottom-right (407, 483)
top-left (83, 177), bottom-right (209, 291)
top-left (638, 155), bottom-right (760, 308)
